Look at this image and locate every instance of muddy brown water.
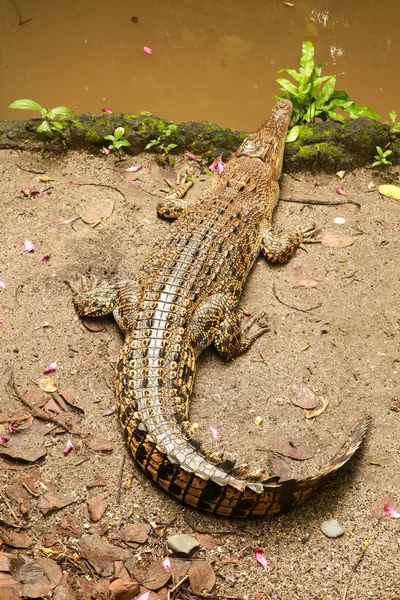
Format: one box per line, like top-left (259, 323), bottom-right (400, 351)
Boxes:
top-left (0, 0), bottom-right (398, 130)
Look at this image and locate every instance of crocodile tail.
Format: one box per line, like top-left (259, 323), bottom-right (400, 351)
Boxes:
top-left (266, 414), bottom-right (371, 516)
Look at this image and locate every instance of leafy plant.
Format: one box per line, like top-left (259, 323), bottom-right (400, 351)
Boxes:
top-left (277, 41), bottom-right (380, 125)
top-left (372, 145), bottom-right (392, 168)
top-left (8, 98), bottom-right (73, 137)
top-left (389, 110), bottom-right (400, 133)
top-left (103, 127), bottom-right (131, 153)
top-left (145, 123), bottom-right (178, 154)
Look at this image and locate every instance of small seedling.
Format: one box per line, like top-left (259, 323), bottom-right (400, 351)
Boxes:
top-left (145, 123), bottom-right (178, 155)
top-left (276, 41), bottom-right (380, 125)
top-left (372, 145), bottom-right (392, 168)
top-left (389, 110), bottom-right (400, 133)
top-left (8, 98), bottom-right (74, 137)
top-left (103, 127), bottom-right (131, 154)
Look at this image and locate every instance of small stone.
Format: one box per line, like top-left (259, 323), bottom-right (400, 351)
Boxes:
top-left (320, 519), bottom-right (344, 538)
top-left (167, 534), bottom-right (200, 556)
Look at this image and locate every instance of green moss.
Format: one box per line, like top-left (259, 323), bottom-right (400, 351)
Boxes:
top-left (297, 145), bottom-right (318, 159)
top-left (84, 128), bottom-right (102, 142)
top-left (124, 113), bottom-right (139, 121)
top-left (315, 142), bottom-right (343, 159)
top-left (296, 125), bottom-right (315, 140)
top-left (72, 120), bottom-right (84, 129)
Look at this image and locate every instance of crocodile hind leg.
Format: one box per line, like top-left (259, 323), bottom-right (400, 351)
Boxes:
top-left (157, 170), bottom-right (194, 218)
top-left (65, 277), bottom-right (140, 334)
top-left (260, 224), bottom-right (318, 264)
top-left (187, 293), bottom-right (268, 360)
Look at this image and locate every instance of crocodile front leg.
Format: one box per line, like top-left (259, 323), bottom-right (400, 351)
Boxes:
top-left (260, 224), bottom-right (318, 264)
top-left (65, 278), bottom-right (140, 334)
top-left (157, 171), bottom-right (194, 218)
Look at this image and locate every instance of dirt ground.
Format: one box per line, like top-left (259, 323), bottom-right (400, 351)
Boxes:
top-left (0, 147), bottom-right (399, 600)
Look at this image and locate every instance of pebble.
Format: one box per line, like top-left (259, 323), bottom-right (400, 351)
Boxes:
top-left (320, 519), bottom-right (345, 538)
top-left (167, 534), bottom-right (200, 556)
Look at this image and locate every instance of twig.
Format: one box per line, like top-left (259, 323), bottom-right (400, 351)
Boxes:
top-left (167, 574), bottom-right (189, 600)
top-left (0, 414), bottom-right (31, 424)
top-left (0, 492), bottom-right (21, 524)
top-left (280, 197), bottom-right (361, 209)
top-left (116, 455), bottom-right (126, 504)
top-left (16, 164), bottom-right (45, 174)
top-left (342, 540), bottom-right (371, 600)
top-left (190, 594), bottom-right (245, 600)
top-left (21, 482), bottom-right (41, 498)
top-left (272, 282), bottom-right (323, 313)
top-left (140, 186), bottom-right (162, 197)
top-left (9, 0), bottom-right (32, 25)
top-left (71, 182), bottom-right (126, 202)
top-left (75, 457), bottom-right (91, 467)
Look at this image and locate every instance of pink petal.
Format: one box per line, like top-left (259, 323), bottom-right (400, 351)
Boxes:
top-left (185, 152), bottom-right (200, 161)
top-left (51, 218), bottom-right (75, 226)
top-left (43, 361), bottom-right (57, 374)
top-left (8, 423), bottom-right (16, 433)
top-left (24, 239), bottom-right (35, 252)
top-left (0, 435), bottom-right (10, 443)
top-left (0, 279), bottom-right (6, 289)
top-left (21, 187), bottom-right (40, 197)
top-left (102, 146), bottom-right (112, 156)
top-left (41, 253), bottom-right (52, 262)
top-left (384, 503), bottom-right (400, 519)
top-left (255, 546), bottom-right (268, 571)
top-left (162, 556), bottom-right (171, 573)
top-left (63, 439), bottom-right (74, 455)
top-left (209, 424), bottom-right (221, 442)
top-left (217, 159), bottom-right (226, 174)
top-left (127, 180), bottom-right (140, 189)
top-left (336, 187), bottom-right (348, 196)
top-left (143, 46), bottom-right (152, 55)
top-left (209, 159), bottom-right (218, 173)
top-left (0, 320), bottom-right (4, 325)
top-left (124, 165), bottom-right (143, 172)
top-left (102, 108), bottom-right (113, 114)
top-left (102, 404), bottom-right (117, 417)
top-left (137, 593), bottom-right (151, 600)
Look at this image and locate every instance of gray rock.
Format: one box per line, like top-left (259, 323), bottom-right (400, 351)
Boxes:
top-left (320, 519), bottom-right (345, 538)
top-left (167, 534), bottom-right (200, 556)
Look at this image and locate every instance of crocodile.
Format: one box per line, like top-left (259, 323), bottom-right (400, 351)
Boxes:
top-left (67, 99), bottom-right (369, 518)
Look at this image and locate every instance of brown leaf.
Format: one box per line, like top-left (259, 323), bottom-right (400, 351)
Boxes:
top-left (188, 560), bottom-right (215, 594)
top-left (0, 552), bottom-right (12, 572)
top-left (37, 376), bottom-right (58, 393)
top-left (79, 534), bottom-right (131, 576)
top-left (38, 491), bottom-right (76, 515)
top-left (268, 454), bottom-right (292, 481)
top-left (169, 558), bottom-right (191, 579)
top-left (121, 523), bottom-right (151, 544)
top-left (320, 231), bottom-right (354, 248)
top-left (0, 585), bottom-right (21, 600)
top-left (131, 561), bottom-right (171, 590)
top-left (110, 579), bottom-right (140, 599)
top-left (81, 198), bottom-right (114, 224)
top-left (37, 558), bottom-right (62, 588)
top-left (24, 389), bottom-right (49, 408)
top-left (195, 533), bottom-right (218, 550)
top-left (53, 574), bottom-right (78, 600)
top-left (268, 436), bottom-right (314, 461)
top-left (87, 476), bottom-right (108, 488)
top-left (85, 436), bottom-right (114, 453)
top-left (22, 579), bottom-right (54, 599)
top-left (0, 444), bottom-right (47, 463)
top-left (0, 529), bottom-right (33, 549)
top-left (304, 397), bottom-right (329, 419)
top-left (289, 382), bottom-right (319, 409)
top-left (43, 398), bottom-right (63, 414)
top-left (9, 554), bottom-right (43, 583)
top-left (82, 317), bottom-right (106, 332)
top-left (59, 389), bottom-right (84, 414)
top-left (87, 494), bottom-right (107, 522)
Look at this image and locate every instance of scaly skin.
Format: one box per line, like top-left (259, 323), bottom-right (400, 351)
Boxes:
top-left (68, 100), bottom-right (369, 518)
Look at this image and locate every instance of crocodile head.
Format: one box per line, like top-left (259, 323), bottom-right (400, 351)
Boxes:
top-left (237, 99), bottom-right (293, 178)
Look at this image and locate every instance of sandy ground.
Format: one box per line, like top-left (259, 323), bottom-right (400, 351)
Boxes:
top-left (0, 148), bottom-right (399, 600)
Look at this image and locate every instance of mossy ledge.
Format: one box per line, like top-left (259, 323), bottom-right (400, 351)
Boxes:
top-left (0, 112), bottom-right (393, 172)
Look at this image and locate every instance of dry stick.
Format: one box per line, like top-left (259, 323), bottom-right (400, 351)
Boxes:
top-left (0, 414), bottom-right (31, 424)
top-left (71, 182), bottom-right (126, 202)
top-left (21, 482), bottom-right (41, 498)
top-left (116, 454), bottom-right (126, 504)
top-left (9, 0), bottom-right (32, 25)
top-left (167, 574), bottom-right (190, 600)
top-left (280, 196), bottom-right (361, 208)
top-left (16, 164), bottom-right (45, 174)
top-left (272, 282), bottom-right (323, 313)
top-left (190, 594), bottom-right (245, 600)
top-left (0, 492), bottom-right (21, 524)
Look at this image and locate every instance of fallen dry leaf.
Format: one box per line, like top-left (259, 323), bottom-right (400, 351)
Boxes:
top-left (195, 533), bottom-right (218, 550)
top-left (289, 382), bottom-right (319, 409)
top-left (84, 436), bottom-right (114, 453)
top-left (269, 454), bottom-right (291, 481)
top-left (87, 494), bottom-right (107, 522)
top-left (82, 317), bottom-right (106, 332)
top-left (320, 231), bottom-right (354, 248)
top-left (304, 396), bottom-right (329, 419)
top-left (37, 376), bottom-right (58, 393)
top-left (378, 184), bottom-right (400, 201)
top-left (9, 554), bottom-right (43, 584)
top-left (121, 523), bottom-right (151, 545)
top-left (80, 535), bottom-right (131, 576)
top-left (188, 560), bottom-right (215, 594)
top-left (81, 198), bottom-right (114, 224)
top-left (0, 444), bottom-right (47, 463)
top-left (38, 491), bottom-right (76, 515)
top-left (110, 578), bottom-right (140, 599)
top-left (0, 529), bottom-right (33, 549)
top-left (130, 561), bottom-right (171, 590)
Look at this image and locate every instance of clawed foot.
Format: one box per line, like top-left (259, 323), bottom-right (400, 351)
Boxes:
top-left (241, 310), bottom-right (269, 340)
top-left (64, 275), bottom-right (117, 317)
top-left (301, 223), bottom-right (321, 245)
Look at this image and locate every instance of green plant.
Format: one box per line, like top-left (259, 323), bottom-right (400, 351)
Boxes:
top-left (277, 41), bottom-right (380, 126)
top-left (103, 127), bottom-right (131, 152)
top-left (389, 110), bottom-right (400, 133)
top-left (145, 123), bottom-right (178, 154)
top-left (372, 145), bottom-right (392, 167)
top-left (8, 98), bottom-right (74, 137)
